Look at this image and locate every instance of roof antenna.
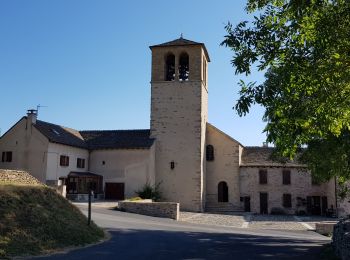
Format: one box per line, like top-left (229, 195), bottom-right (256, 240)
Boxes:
top-left (180, 33), bottom-right (183, 39)
top-left (36, 104), bottom-right (48, 116)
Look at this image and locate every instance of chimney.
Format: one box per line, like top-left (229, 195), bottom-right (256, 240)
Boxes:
top-left (27, 109), bottom-right (37, 124)
top-left (262, 142), bottom-right (268, 147)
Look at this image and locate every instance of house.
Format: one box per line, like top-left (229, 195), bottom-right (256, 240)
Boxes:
top-left (0, 37), bottom-right (344, 216)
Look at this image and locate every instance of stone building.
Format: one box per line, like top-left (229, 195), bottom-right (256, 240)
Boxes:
top-left (0, 37), bottom-right (345, 215)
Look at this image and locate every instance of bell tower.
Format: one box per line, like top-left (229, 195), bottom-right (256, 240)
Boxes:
top-left (149, 37), bottom-right (210, 211)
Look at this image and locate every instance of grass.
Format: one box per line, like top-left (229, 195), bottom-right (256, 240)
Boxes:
top-left (0, 184), bottom-right (104, 258)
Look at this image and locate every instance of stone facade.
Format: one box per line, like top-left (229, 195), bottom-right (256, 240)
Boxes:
top-left (205, 124), bottom-right (241, 207)
top-left (240, 167), bottom-right (336, 214)
top-left (150, 42), bottom-right (209, 212)
top-left (0, 37), bottom-right (344, 216)
top-left (118, 201), bottom-right (180, 220)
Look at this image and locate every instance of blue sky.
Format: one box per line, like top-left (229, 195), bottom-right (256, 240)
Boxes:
top-left (0, 0), bottom-right (266, 146)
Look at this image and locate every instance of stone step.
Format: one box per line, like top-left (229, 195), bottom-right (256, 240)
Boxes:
top-left (205, 202), bottom-right (244, 213)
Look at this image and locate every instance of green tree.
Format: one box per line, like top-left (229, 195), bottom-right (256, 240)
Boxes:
top-left (222, 0), bottom-right (350, 184)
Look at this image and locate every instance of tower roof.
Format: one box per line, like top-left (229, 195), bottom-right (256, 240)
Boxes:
top-left (150, 37), bottom-right (210, 61)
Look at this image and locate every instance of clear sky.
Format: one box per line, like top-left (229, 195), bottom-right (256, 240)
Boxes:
top-left (0, 0), bottom-right (267, 146)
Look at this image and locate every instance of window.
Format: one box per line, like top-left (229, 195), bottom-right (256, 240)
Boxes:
top-left (178, 52), bottom-right (189, 81)
top-left (283, 194), bottom-right (292, 208)
top-left (259, 169), bottom-right (267, 184)
top-left (1, 151), bottom-right (12, 162)
top-left (283, 170), bottom-right (291, 185)
top-left (206, 145), bottom-right (214, 161)
top-left (77, 158), bottom-right (85, 169)
top-left (165, 53), bottom-right (175, 81)
top-left (311, 175), bottom-right (321, 185)
top-left (60, 155), bottom-right (69, 167)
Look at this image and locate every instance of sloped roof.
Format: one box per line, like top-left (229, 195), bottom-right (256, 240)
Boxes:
top-left (35, 120), bottom-right (87, 149)
top-left (150, 37), bottom-right (210, 61)
top-left (34, 119), bottom-right (154, 150)
top-left (240, 146), bottom-right (305, 168)
top-left (80, 129), bottom-right (154, 150)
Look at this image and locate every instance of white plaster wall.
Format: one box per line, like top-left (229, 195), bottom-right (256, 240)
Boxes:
top-left (89, 146), bottom-right (155, 198)
top-left (46, 143), bottom-right (89, 180)
top-left (205, 124), bottom-right (241, 207)
top-left (240, 167), bottom-right (336, 214)
top-left (0, 117), bottom-right (49, 182)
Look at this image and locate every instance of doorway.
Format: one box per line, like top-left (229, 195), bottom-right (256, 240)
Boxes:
top-left (260, 193), bottom-right (268, 214)
top-left (218, 181), bottom-right (228, 202)
top-left (105, 182), bottom-right (125, 200)
top-left (244, 196), bottom-right (251, 212)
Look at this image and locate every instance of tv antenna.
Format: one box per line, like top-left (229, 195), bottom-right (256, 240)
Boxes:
top-left (36, 104), bottom-right (48, 116)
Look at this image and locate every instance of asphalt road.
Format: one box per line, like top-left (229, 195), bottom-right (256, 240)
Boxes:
top-left (34, 205), bottom-right (331, 260)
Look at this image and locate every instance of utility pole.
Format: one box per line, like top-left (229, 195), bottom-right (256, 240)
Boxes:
top-left (88, 189), bottom-right (92, 226)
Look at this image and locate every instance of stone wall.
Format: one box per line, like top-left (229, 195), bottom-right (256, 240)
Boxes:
top-left (0, 169), bottom-right (42, 185)
top-left (333, 218), bottom-right (350, 260)
top-left (205, 124), bottom-right (241, 207)
top-left (240, 167), bottom-right (336, 214)
top-left (118, 201), bottom-right (179, 220)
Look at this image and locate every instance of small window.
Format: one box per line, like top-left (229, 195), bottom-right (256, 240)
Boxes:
top-left (1, 151), bottom-right (12, 162)
top-left (60, 155), bottom-right (69, 167)
top-left (311, 174), bottom-right (321, 185)
top-left (206, 145), bottom-right (214, 161)
top-left (259, 169), bottom-right (267, 184)
top-left (283, 194), bottom-right (292, 208)
top-left (77, 158), bottom-right (85, 169)
top-left (178, 52), bottom-right (189, 81)
top-left (283, 170), bottom-right (291, 185)
top-left (165, 54), bottom-right (175, 81)
top-left (170, 161), bottom-right (175, 170)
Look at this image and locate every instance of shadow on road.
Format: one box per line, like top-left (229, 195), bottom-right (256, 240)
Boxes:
top-left (37, 228), bottom-right (329, 260)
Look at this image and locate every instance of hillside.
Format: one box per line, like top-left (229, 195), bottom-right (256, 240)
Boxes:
top-left (0, 170), bottom-right (104, 258)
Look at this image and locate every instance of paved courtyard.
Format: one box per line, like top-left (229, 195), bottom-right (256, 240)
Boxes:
top-left (73, 201), bottom-right (337, 232)
top-left (180, 211), bottom-right (337, 231)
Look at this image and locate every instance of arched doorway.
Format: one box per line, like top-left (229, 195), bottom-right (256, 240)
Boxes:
top-left (218, 181), bottom-right (228, 202)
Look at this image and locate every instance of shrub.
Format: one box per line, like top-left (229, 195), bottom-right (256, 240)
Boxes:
top-left (135, 182), bottom-right (162, 201)
top-left (270, 207), bottom-right (286, 215)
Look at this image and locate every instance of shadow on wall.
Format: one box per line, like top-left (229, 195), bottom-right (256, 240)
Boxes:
top-left (39, 229), bottom-right (328, 260)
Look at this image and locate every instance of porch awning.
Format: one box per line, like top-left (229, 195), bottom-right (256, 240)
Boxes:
top-left (68, 171), bottom-right (102, 178)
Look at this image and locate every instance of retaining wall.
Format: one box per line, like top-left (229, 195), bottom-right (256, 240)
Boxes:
top-left (118, 201), bottom-right (179, 220)
top-left (333, 218), bottom-right (350, 259)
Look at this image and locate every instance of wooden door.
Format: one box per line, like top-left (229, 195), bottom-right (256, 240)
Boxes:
top-left (260, 193), bottom-right (268, 214)
top-left (105, 182), bottom-right (125, 200)
top-left (244, 196), bottom-right (251, 212)
top-left (218, 181), bottom-right (228, 202)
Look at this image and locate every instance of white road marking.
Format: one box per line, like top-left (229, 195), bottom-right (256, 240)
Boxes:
top-left (241, 214), bottom-right (251, 228)
top-left (294, 216), bottom-right (315, 230)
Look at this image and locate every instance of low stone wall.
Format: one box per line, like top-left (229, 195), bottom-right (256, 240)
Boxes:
top-left (0, 169), bottom-right (41, 185)
top-left (118, 201), bottom-right (179, 220)
top-left (333, 218), bottom-right (350, 259)
top-left (315, 221), bottom-right (337, 235)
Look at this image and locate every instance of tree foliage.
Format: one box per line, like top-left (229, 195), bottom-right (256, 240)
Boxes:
top-left (222, 0), bottom-right (350, 182)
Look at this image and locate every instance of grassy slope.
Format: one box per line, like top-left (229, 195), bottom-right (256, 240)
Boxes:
top-left (0, 184), bottom-right (104, 258)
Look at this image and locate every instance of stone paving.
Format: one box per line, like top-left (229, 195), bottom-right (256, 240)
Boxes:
top-left (180, 211), bottom-right (338, 231)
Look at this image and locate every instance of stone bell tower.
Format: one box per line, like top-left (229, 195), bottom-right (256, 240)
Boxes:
top-left (149, 37), bottom-right (210, 211)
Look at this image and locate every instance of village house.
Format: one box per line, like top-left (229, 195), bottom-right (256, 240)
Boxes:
top-left (1, 37), bottom-right (347, 216)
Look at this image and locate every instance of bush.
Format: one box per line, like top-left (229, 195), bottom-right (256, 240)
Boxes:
top-left (295, 210), bottom-right (307, 216)
top-left (270, 207), bottom-right (286, 215)
top-left (135, 182), bottom-right (162, 201)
